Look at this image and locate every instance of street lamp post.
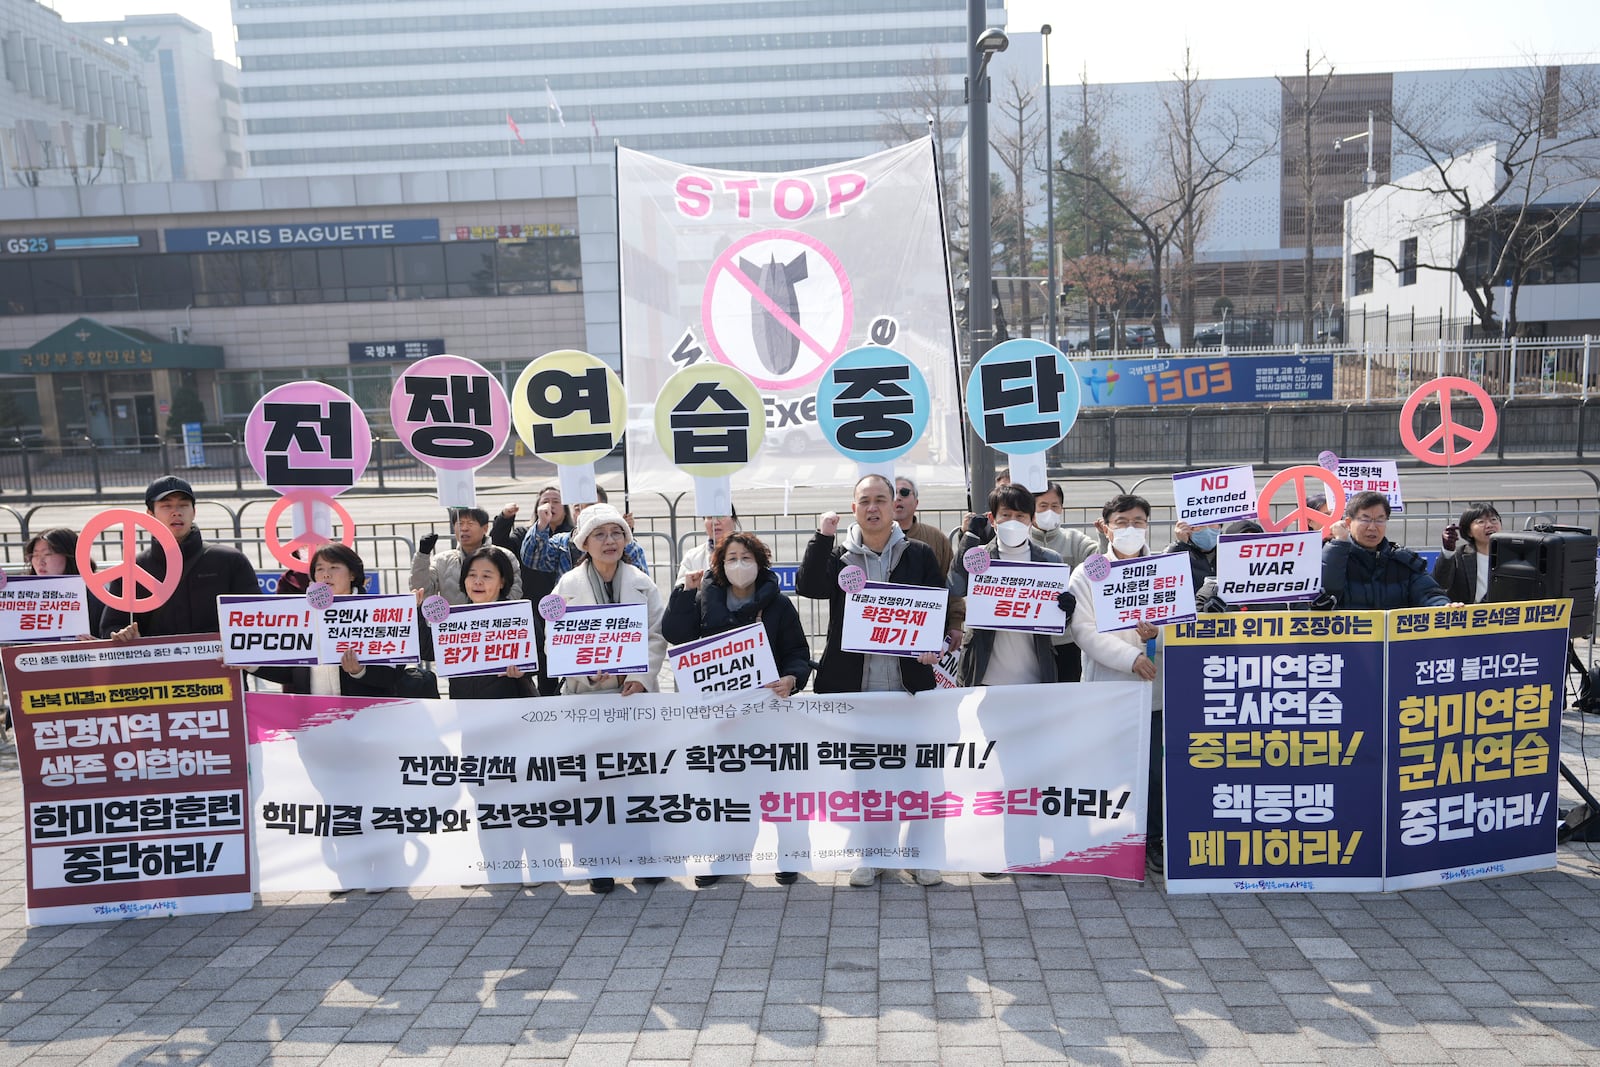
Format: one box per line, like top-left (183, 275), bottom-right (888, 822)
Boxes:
top-left (1043, 24), bottom-right (1056, 351)
top-left (966, 6), bottom-right (1008, 493)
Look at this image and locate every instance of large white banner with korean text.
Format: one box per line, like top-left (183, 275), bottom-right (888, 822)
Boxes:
top-left (248, 682), bottom-right (1150, 890)
top-left (616, 139), bottom-right (964, 490)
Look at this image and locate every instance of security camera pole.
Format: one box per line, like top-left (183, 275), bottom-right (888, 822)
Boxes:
top-left (965, 3), bottom-right (1008, 494)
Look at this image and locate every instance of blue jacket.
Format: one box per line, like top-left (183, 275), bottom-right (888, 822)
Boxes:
top-left (1322, 538), bottom-right (1450, 610)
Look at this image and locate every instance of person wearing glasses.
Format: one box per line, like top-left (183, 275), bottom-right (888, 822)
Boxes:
top-left (1431, 502), bottom-right (1502, 605)
top-left (1323, 491), bottom-right (1451, 609)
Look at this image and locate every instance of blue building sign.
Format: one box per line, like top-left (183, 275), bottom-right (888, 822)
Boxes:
top-left (164, 219), bottom-right (441, 252)
top-left (1072, 353), bottom-right (1334, 407)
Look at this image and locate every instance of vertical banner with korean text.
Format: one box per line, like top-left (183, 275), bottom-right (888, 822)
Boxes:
top-left (1163, 612), bottom-right (1386, 893)
top-left (1384, 601), bottom-right (1567, 889)
top-left (617, 139), bottom-right (964, 490)
top-left (2, 638), bottom-right (252, 926)
top-left (249, 682), bottom-right (1150, 890)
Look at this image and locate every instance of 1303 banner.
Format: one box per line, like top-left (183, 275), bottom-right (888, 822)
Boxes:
top-left (1163, 603), bottom-right (1568, 893)
top-left (248, 682), bottom-right (1151, 890)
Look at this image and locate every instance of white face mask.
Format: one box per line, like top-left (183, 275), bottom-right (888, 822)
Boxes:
top-left (1110, 526), bottom-right (1146, 555)
top-left (1033, 510), bottom-right (1062, 532)
top-left (723, 559), bottom-right (758, 588)
top-left (996, 520), bottom-right (1031, 548)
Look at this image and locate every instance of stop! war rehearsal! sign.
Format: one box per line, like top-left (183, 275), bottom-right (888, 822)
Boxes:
top-left (0, 576), bottom-right (91, 643)
top-left (1215, 531), bottom-right (1324, 605)
top-left (1173, 465), bottom-right (1258, 526)
top-left (616, 139), bottom-right (966, 490)
top-left (841, 582), bottom-right (948, 656)
top-left (668, 622), bottom-right (779, 695)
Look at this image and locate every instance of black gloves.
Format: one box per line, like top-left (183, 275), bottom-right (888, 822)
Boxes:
top-left (1310, 591), bottom-right (1339, 611)
top-left (1440, 523), bottom-right (1459, 552)
top-left (1057, 590), bottom-right (1077, 617)
top-left (418, 532), bottom-right (440, 555)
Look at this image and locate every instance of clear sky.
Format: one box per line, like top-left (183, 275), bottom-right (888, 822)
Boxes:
top-left (1006, 0), bottom-right (1600, 84)
top-left (40, 0), bottom-right (1600, 77)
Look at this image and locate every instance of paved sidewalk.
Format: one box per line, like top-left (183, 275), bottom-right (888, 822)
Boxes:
top-left (2, 733), bottom-right (1600, 1066)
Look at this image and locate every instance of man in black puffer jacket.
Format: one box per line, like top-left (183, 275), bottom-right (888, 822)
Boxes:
top-left (103, 476), bottom-right (259, 640)
top-left (1322, 491), bottom-right (1451, 610)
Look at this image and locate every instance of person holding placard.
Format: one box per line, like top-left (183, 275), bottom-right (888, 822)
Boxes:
top-left (1030, 482), bottom-right (1099, 682)
top-left (1165, 520), bottom-right (1221, 588)
top-left (948, 483), bottom-right (1073, 688)
top-left (1323, 491), bottom-right (1451, 610)
top-left (797, 473), bottom-right (947, 888)
top-left (446, 547), bottom-right (536, 701)
top-left (104, 476), bottom-right (260, 641)
top-left (244, 544), bottom-right (399, 699)
top-left (1431, 502), bottom-right (1502, 605)
top-left (411, 507), bottom-right (522, 607)
top-left (664, 531), bottom-right (811, 888)
top-left (24, 528), bottom-right (104, 639)
top-left (495, 487), bottom-right (568, 696)
top-left (553, 503), bottom-right (667, 895)
top-left (1065, 493), bottom-right (1166, 874)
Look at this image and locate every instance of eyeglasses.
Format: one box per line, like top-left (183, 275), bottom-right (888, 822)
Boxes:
top-left (1351, 516), bottom-right (1388, 527)
top-left (896, 487), bottom-right (914, 498)
top-left (589, 528), bottom-right (627, 543)
top-left (1107, 518), bottom-right (1149, 529)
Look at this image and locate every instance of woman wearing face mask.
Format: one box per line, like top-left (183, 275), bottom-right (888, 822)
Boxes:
top-left (1029, 484), bottom-right (1098, 682)
top-left (23, 528), bottom-right (105, 640)
top-left (948, 483), bottom-right (1070, 688)
top-left (1166, 520), bottom-right (1222, 588)
top-left (664, 531), bottom-right (812, 889)
top-left (449, 546), bottom-right (536, 700)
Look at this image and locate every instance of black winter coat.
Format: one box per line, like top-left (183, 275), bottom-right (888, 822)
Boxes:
top-left (948, 539), bottom-right (1062, 686)
top-left (795, 530), bottom-right (944, 694)
top-left (254, 663), bottom-right (400, 697)
top-left (448, 671), bottom-right (537, 700)
top-left (1431, 544), bottom-right (1484, 605)
top-left (1322, 538), bottom-right (1450, 610)
top-left (662, 572), bottom-right (812, 693)
top-left (99, 530), bottom-right (259, 638)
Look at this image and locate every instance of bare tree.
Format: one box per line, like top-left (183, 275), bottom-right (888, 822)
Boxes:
top-left (878, 48), bottom-right (968, 267)
top-left (1277, 52), bottom-right (1335, 344)
top-left (990, 69), bottom-right (1046, 337)
top-left (1372, 61), bottom-right (1600, 335)
top-left (1063, 50), bottom-right (1274, 348)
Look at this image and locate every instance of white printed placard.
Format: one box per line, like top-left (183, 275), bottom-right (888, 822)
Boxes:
top-left (1215, 531), bottom-right (1324, 604)
top-left (841, 582), bottom-right (948, 656)
top-left (668, 622), bottom-right (779, 695)
top-left (965, 560), bottom-right (1072, 634)
top-left (315, 594), bottom-right (419, 665)
top-left (1335, 459), bottom-right (1403, 513)
top-left (1088, 552), bottom-right (1198, 633)
top-left (218, 594), bottom-right (318, 665)
top-left (545, 603), bottom-right (650, 677)
top-left (0, 576), bottom-right (91, 643)
top-left (1172, 465), bottom-right (1258, 526)
top-left (434, 600), bottom-right (539, 679)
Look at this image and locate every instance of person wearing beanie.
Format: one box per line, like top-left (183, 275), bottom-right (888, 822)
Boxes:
top-left (102, 476), bottom-right (259, 640)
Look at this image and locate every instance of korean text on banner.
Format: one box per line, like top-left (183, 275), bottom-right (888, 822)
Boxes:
top-left (219, 595), bottom-right (317, 666)
top-left (668, 622), bottom-right (778, 695)
top-left (545, 603), bottom-right (650, 677)
top-left (1384, 600), bottom-right (1568, 890)
top-left (1163, 612), bottom-right (1387, 893)
top-left (434, 600), bottom-right (539, 679)
top-left (248, 681), bottom-right (1151, 890)
top-left (965, 560), bottom-right (1071, 634)
top-left (1088, 553), bottom-right (1198, 632)
top-left (1, 637), bottom-right (252, 926)
top-left (841, 581), bottom-right (948, 655)
top-left (0, 575), bottom-right (90, 643)
top-left (616, 140), bottom-right (965, 490)
top-left (1173, 465), bottom-right (1258, 526)
top-left (1215, 531), bottom-right (1324, 605)
top-left (315, 594), bottom-right (418, 666)
top-left (1336, 459), bottom-right (1404, 513)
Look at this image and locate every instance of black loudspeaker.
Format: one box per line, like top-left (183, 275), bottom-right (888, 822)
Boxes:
top-left (1486, 526), bottom-right (1597, 638)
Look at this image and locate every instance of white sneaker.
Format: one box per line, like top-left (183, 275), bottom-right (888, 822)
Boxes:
top-left (848, 866), bottom-right (878, 886)
top-left (912, 869), bottom-right (943, 886)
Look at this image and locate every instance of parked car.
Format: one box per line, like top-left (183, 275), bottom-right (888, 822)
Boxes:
top-left (1076, 325), bottom-right (1158, 352)
top-left (1193, 319), bottom-right (1274, 349)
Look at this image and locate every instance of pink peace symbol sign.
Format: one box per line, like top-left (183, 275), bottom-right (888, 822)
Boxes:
top-left (1257, 466), bottom-right (1346, 534)
top-left (78, 508), bottom-right (183, 614)
top-left (1399, 376), bottom-right (1498, 467)
top-left (265, 490), bottom-right (356, 572)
